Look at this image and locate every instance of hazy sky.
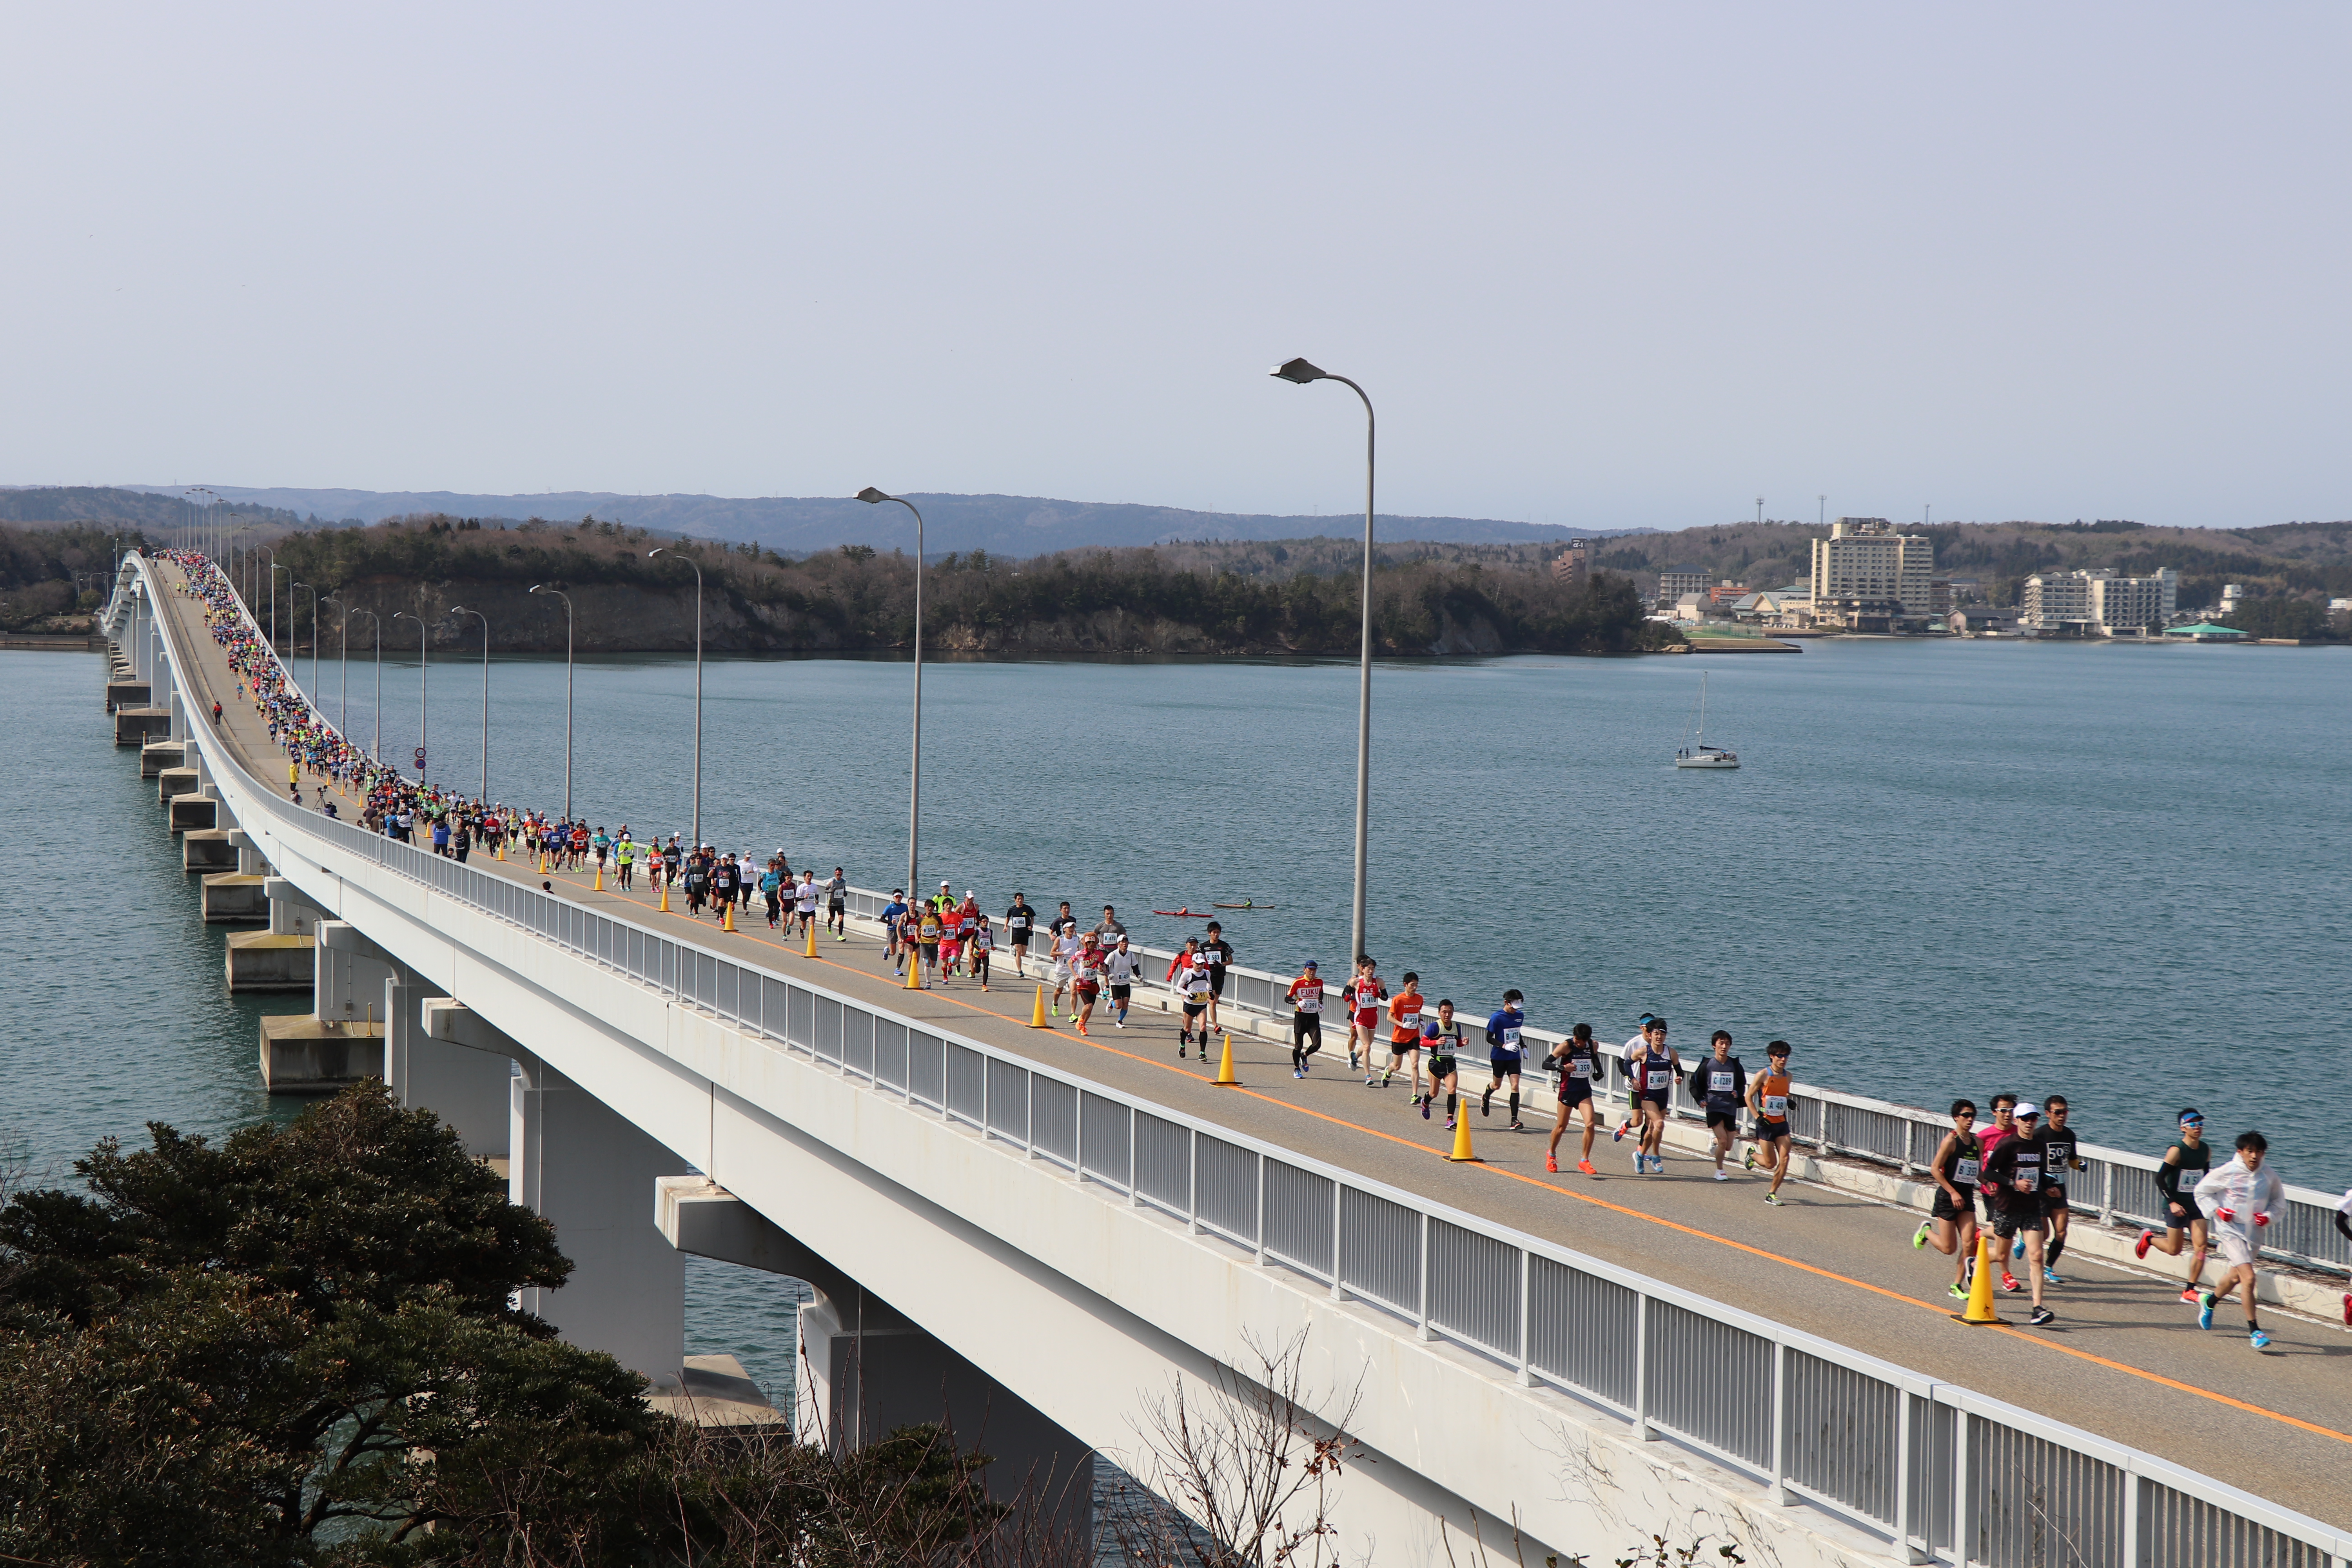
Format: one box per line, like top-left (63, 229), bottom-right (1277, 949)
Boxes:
top-left (5, 4), bottom-right (2346, 531)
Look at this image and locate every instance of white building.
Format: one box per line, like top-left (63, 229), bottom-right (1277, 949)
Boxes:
top-left (1656, 568), bottom-right (1706, 609)
top-left (2021, 568), bottom-right (2178, 635)
top-left (1809, 518), bottom-right (1934, 621)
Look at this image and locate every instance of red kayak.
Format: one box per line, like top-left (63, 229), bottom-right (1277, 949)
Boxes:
top-left (1152, 907), bottom-right (1213, 918)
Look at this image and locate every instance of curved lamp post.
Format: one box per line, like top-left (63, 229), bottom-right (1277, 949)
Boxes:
top-left (349, 609), bottom-right (382, 760)
top-left (394, 610), bottom-right (428, 781)
top-left (530, 584), bottom-right (575, 822)
top-left (322, 595), bottom-right (350, 735)
top-left (451, 606), bottom-right (490, 801)
top-left (292, 581), bottom-right (319, 701)
top-left (648, 549), bottom-right (703, 846)
top-left (855, 488), bottom-right (926, 898)
top-left (1271, 357), bottom-right (1376, 967)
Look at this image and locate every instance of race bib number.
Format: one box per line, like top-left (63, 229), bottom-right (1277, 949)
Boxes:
top-left (1764, 1094), bottom-right (1788, 1116)
top-left (1710, 1072), bottom-right (1733, 1093)
top-left (1398, 1009), bottom-right (1421, 1029)
top-left (1010, 916), bottom-right (1028, 931)
top-left (1502, 1027), bottom-right (1522, 1049)
top-left (1297, 994), bottom-right (1320, 1013)
top-left (1646, 1065), bottom-right (1671, 1089)
top-left (1568, 1059), bottom-right (1591, 1078)
top-left (1957, 1158), bottom-right (1981, 1185)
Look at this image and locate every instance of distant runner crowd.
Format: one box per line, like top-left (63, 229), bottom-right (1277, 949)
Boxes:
top-left (158, 549), bottom-right (2352, 1347)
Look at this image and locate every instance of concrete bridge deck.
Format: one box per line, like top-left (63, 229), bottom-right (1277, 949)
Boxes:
top-left (142, 559), bottom-right (2352, 1531)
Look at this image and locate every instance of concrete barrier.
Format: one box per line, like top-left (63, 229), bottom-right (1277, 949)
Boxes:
top-left (183, 829), bottom-right (238, 873)
top-left (201, 872), bottom-right (269, 922)
top-left (258, 1014), bottom-right (383, 1091)
top-left (117, 708), bottom-right (173, 747)
top-left (138, 740), bottom-right (182, 775)
top-left (225, 932), bottom-right (313, 992)
top-left (104, 679), bottom-right (148, 711)
top-left (169, 793), bottom-right (218, 832)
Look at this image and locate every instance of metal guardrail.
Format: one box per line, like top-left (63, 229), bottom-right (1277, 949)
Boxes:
top-left (132, 552), bottom-right (2352, 1568)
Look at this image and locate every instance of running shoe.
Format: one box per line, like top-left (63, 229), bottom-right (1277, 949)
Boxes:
top-left (1713, 1169), bottom-right (1728, 1182)
top-left (2011, 1235), bottom-right (2025, 1260)
top-left (1743, 1147), bottom-right (1756, 1171)
top-left (1509, 1119), bottom-right (1525, 1132)
top-left (2134, 1229), bottom-right (2154, 1260)
top-left (1113, 1019), bottom-right (1123, 1029)
top-left (1380, 1072), bottom-right (1392, 1087)
top-left (2197, 1293), bottom-right (2216, 1331)
top-left (1546, 1154), bottom-right (1559, 1173)
top-left (1421, 1098), bottom-right (1431, 1120)
top-left (1444, 1118), bottom-right (1456, 1131)
top-left (2175, 1287), bottom-right (2203, 1304)
top-left (1179, 1044), bottom-right (1187, 1059)
top-left (1577, 1159), bottom-right (1595, 1176)
top-left (1613, 1120), bottom-right (1631, 1143)
top-left (2042, 1268), bottom-right (2063, 1286)
top-left (2000, 1272), bottom-right (2021, 1294)
top-left (1912, 1220), bottom-right (1931, 1250)
top-left (1632, 1147), bottom-right (1645, 1172)
top-left (1947, 1283), bottom-right (1969, 1301)
top-left (1480, 1087), bottom-right (1494, 1117)
top-left (1364, 1074), bottom-right (1377, 1087)
top-left (2029, 1306), bottom-right (2054, 1327)
top-left (1293, 1069), bottom-right (1304, 1080)
top-left (2249, 1329), bottom-right (2271, 1350)
top-left (1764, 1192), bottom-right (1783, 1206)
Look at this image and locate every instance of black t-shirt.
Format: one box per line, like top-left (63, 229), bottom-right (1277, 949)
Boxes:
top-left (1981, 1136), bottom-right (2045, 1212)
top-left (1688, 1055), bottom-right (1746, 1113)
top-left (1005, 906), bottom-right (1035, 939)
top-left (2036, 1124), bottom-right (2080, 1189)
top-left (1201, 939), bottom-right (1232, 970)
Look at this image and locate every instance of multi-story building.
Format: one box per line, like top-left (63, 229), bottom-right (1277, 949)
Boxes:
top-left (2021, 568), bottom-right (2177, 635)
top-left (1808, 518), bottom-right (1934, 622)
top-left (1656, 568), bottom-right (1706, 608)
top-left (1706, 581), bottom-right (1751, 608)
top-left (1550, 538), bottom-right (1593, 588)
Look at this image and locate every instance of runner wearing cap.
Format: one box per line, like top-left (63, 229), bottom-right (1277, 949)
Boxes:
top-left (1069, 932), bottom-right (1107, 1036)
top-left (1286, 960), bottom-right (1325, 1076)
top-left (1983, 1101), bottom-right (2055, 1323)
top-left (2134, 1109), bottom-right (2214, 1303)
top-left (1103, 935), bottom-right (1141, 1025)
top-left (826, 867), bottom-right (849, 939)
top-left (881, 889), bottom-right (909, 969)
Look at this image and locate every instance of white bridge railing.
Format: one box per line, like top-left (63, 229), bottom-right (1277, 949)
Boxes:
top-left (127, 551), bottom-right (2352, 1568)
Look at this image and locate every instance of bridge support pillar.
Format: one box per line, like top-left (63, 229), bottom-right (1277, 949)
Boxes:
top-left (655, 1178), bottom-right (1091, 1542)
top-left (401, 994), bottom-right (514, 1162)
top-left (510, 1053), bottom-right (688, 1384)
top-left (265, 877), bottom-right (325, 937)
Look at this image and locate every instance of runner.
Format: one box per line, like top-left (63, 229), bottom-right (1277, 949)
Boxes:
top-left (826, 868), bottom-right (849, 940)
top-left (2192, 1131), bottom-right (2285, 1349)
top-left (935, 907), bottom-right (962, 986)
top-left (1424, 1002), bottom-right (1466, 1129)
top-left (1004, 894), bottom-right (1036, 977)
top-left (1623, 1017), bottom-right (1680, 1174)
top-left (1688, 1031), bottom-right (1748, 1181)
top-left (1911, 1100), bottom-right (1983, 1299)
top-left (710, 852), bottom-right (739, 915)
top-left (1743, 1041), bottom-right (1795, 1203)
top-left (1170, 938), bottom-right (1215, 1059)
top-left (592, 825), bottom-right (610, 876)
top-left (1286, 960), bottom-right (1324, 1076)
top-left (2134, 1109), bottom-right (2214, 1302)
top-left (955, 892), bottom-right (984, 977)
top-left (615, 829), bottom-right (636, 890)
top-left (1091, 904), bottom-right (1128, 948)
top-left (1544, 1022), bottom-right (1602, 1174)
top-left (1201, 921), bottom-right (1234, 1035)
top-left (1049, 916), bottom-right (1083, 1018)
top-left (1103, 935), bottom-right (1142, 1026)
top-left (760, 858), bottom-right (785, 929)
top-left (915, 898), bottom-right (944, 985)
top-left (1481, 989), bottom-right (1528, 1131)
top-left (968, 914), bottom-right (995, 992)
top-left (1982, 1102), bottom-right (2055, 1323)
top-left (2035, 1096), bottom-right (2086, 1285)
top-left (1346, 958), bottom-right (1387, 1074)
top-left (881, 888), bottom-right (909, 971)
top-left (894, 898), bottom-right (923, 979)
top-left (1069, 932), bottom-right (1107, 1035)
top-left (1382, 972), bottom-right (1425, 1094)
top-left (795, 870), bottom-right (821, 938)
top-left (682, 848), bottom-right (710, 916)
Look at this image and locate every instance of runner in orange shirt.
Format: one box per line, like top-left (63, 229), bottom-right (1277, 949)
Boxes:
top-left (1383, 973), bottom-right (1427, 1097)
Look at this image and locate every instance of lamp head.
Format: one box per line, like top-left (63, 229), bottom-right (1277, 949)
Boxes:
top-left (855, 487), bottom-right (889, 505)
top-left (1271, 358), bottom-right (1327, 385)
top-left (648, 548), bottom-right (666, 558)
top-left (529, 583), bottom-right (543, 593)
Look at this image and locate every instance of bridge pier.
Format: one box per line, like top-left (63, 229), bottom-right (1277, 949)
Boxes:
top-left (258, 922), bottom-right (412, 1093)
top-left (403, 994), bottom-right (515, 1162)
top-left (657, 1178), bottom-right (1094, 1543)
top-left (509, 1049), bottom-right (690, 1384)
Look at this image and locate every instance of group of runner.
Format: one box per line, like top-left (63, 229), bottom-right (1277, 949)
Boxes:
top-left (165, 549), bottom-right (2352, 1347)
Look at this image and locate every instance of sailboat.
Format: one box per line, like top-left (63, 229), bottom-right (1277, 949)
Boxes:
top-left (1675, 672), bottom-right (1740, 769)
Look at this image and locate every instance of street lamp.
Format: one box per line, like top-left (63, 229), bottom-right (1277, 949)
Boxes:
top-left (1269, 357), bottom-right (1376, 966)
top-left (530, 584), bottom-right (575, 822)
top-left (268, 560), bottom-right (291, 655)
top-left (350, 609), bottom-right (382, 759)
top-left (450, 605), bottom-right (490, 801)
top-left (292, 581), bottom-right (318, 700)
top-left (323, 595), bottom-right (350, 735)
top-left (855, 488), bottom-right (926, 898)
top-left (394, 610), bottom-right (428, 781)
top-left (648, 549), bottom-right (703, 846)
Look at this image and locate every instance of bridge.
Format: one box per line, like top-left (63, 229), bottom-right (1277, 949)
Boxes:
top-left (104, 552), bottom-right (2351, 1568)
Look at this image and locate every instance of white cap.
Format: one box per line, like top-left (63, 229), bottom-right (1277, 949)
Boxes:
top-left (2014, 1100), bottom-right (2042, 1119)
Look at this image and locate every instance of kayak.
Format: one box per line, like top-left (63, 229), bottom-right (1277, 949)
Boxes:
top-left (1212, 899), bottom-right (1275, 909)
top-left (1152, 907), bottom-right (1213, 918)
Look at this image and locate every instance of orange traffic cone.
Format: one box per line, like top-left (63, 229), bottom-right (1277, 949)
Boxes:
top-left (593, 866), bottom-right (604, 892)
top-left (495, 841), bottom-right (505, 861)
top-left (722, 901), bottom-right (736, 933)
top-left (1447, 1110), bottom-right (1479, 1163)
top-left (805, 922), bottom-right (818, 958)
top-left (1212, 1033), bottom-right (1241, 1086)
top-left (1029, 985), bottom-right (1049, 1028)
top-left (904, 954), bottom-right (924, 990)
top-left (659, 882), bottom-right (670, 913)
top-left (1953, 1235), bottom-right (2001, 1325)
top-left (540, 853), bottom-right (551, 875)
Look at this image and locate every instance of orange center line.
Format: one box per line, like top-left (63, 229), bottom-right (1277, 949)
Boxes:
top-left (539, 870), bottom-right (2352, 1448)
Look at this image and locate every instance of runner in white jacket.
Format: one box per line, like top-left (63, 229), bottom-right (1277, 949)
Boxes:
top-left (2191, 1131), bottom-right (2287, 1348)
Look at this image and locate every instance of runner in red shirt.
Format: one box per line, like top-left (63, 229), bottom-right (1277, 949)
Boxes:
top-left (1347, 957), bottom-right (1388, 1074)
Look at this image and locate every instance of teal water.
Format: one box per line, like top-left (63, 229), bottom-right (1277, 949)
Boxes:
top-left (5, 639), bottom-right (2347, 1396)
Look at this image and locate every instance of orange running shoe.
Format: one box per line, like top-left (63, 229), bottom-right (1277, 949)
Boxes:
top-left (1577, 1159), bottom-right (1596, 1176)
top-left (1545, 1154), bottom-right (1558, 1173)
